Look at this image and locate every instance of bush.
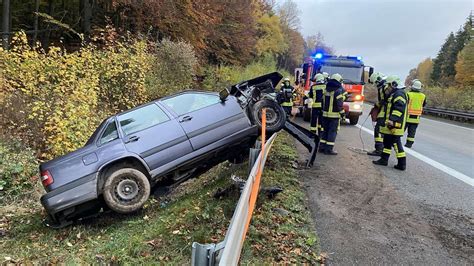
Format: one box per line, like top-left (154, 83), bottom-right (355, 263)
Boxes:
top-left (0, 32), bottom-right (153, 160)
top-left (0, 140), bottom-right (38, 200)
top-left (146, 39), bottom-right (198, 98)
top-left (424, 86), bottom-right (473, 111)
top-left (202, 55), bottom-right (289, 90)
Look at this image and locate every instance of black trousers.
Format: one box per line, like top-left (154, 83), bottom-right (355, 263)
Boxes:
top-left (405, 122), bottom-right (418, 145)
top-left (374, 117), bottom-right (384, 151)
top-left (310, 108), bottom-right (322, 134)
top-left (282, 106), bottom-right (292, 116)
top-left (321, 117), bottom-right (339, 151)
top-left (381, 134), bottom-right (406, 166)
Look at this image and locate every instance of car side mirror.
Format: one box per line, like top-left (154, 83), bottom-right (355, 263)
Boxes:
top-left (219, 88), bottom-right (229, 102)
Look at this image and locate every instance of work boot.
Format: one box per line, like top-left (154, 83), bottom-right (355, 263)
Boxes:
top-left (318, 144), bottom-right (326, 153)
top-left (367, 149), bottom-right (382, 156)
top-left (404, 142), bottom-right (413, 148)
top-left (324, 148), bottom-right (338, 155)
top-left (394, 157), bottom-right (406, 171)
top-left (372, 158), bottom-right (388, 166)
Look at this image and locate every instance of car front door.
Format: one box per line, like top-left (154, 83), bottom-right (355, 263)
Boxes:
top-left (117, 103), bottom-right (193, 171)
top-left (160, 92), bottom-right (249, 151)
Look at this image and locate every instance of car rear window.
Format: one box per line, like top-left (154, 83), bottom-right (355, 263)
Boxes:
top-left (99, 121), bottom-right (119, 145)
top-left (161, 93), bottom-right (220, 116)
top-left (118, 104), bottom-right (170, 135)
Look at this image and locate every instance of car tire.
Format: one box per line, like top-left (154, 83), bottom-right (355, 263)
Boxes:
top-left (250, 99), bottom-right (286, 133)
top-left (102, 167), bottom-right (150, 214)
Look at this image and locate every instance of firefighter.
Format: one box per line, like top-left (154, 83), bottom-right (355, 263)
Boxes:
top-left (280, 77), bottom-right (295, 116)
top-left (320, 73), bottom-right (345, 155)
top-left (367, 72), bottom-right (387, 156)
top-left (322, 72), bottom-right (329, 82)
top-left (308, 73), bottom-right (325, 134)
top-left (373, 75), bottom-right (408, 170)
top-left (405, 79), bottom-right (426, 148)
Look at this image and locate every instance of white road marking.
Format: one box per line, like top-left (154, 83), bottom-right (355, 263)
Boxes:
top-left (356, 124), bottom-right (474, 187)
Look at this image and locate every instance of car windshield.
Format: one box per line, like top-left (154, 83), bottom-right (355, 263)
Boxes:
top-left (320, 66), bottom-right (363, 83)
top-left (162, 93), bottom-right (220, 116)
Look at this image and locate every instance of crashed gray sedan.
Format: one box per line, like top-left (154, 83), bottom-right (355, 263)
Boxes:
top-left (39, 72), bottom-right (286, 227)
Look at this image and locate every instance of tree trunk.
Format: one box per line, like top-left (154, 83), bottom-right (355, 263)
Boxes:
top-left (33, 0), bottom-right (40, 45)
top-left (81, 0), bottom-right (91, 36)
top-left (2, 0), bottom-right (10, 49)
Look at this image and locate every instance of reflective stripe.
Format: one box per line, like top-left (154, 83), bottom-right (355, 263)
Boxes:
top-left (336, 95), bottom-right (344, 100)
top-left (375, 137), bottom-right (383, 142)
top-left (407, 137), bottom-right (415, 141)
top-left (323, 111), bottom-right (341, 118)
top-left (310, 126), bottom-right (317, 131)
top-left (383, 148), bottom-right (391, 154)
top-left (396, 152), bottom-right (406, 158)
top-left (392, 110), bottom-right (402, 117)
top-left (320, 139), bottom-right (327, 144)
top-left (326, 141), bottom-right (335, 146)
top-left (394, 96), bottom-right (406, 103)
top-left (281, 102), bottom-right (293, 107)
top-left (312, 102), bottom-right (322, 108)
top-left (394, 143), bottom-right (399, 153)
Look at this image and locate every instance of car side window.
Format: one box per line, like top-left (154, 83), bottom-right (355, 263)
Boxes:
top-left (99, 121), bottom-right (119, 145)
top-left (118, 104), bottom-right (170, 135)
top-left (162, 93), bottom-right (220, 116)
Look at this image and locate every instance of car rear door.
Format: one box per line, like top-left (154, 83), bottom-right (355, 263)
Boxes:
top-left (117, 103), bottom-right (193, 171)
top-left (161, 92), bottom-right (249, 150)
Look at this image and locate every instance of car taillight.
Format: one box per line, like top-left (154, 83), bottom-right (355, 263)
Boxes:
top-left (354, 94), bottom-right (364, 101)
top-left (41, 170), bottom-right (54, 187)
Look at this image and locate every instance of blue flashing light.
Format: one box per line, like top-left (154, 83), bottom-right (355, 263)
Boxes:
top-left (356, 56), bottom-right (362, 60)
top-left (314, 53), bottom-right (323, 59)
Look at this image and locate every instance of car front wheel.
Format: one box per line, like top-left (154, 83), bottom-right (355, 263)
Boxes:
top-left (103, 168), bottom-right (151, 214)
top-left (250, 99), bottom-right (286, 133)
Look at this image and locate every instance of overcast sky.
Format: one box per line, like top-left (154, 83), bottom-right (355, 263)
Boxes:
top-left (290, 0), bottom-right (473, 80)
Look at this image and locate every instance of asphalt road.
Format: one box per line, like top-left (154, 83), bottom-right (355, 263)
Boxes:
top-left (359, 103), bottom-right (474, 179)
top-left (292, 108), bottom-right (474, 264)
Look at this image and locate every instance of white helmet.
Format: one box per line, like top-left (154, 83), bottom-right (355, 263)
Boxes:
top-left (314, 73), bottom-right (325, 83)
top-left (411, 79), bottom-right (422, 91)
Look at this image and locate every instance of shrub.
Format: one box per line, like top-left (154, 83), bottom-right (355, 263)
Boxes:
top-left (146, 39), bottom-right (198, 98)
top-left (0, 32), bottom-right (154, 159)
top-left (0, 140), bottom-right (38, 200)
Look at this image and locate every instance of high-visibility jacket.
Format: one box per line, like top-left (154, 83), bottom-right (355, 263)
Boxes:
top-left (280, 85), bottom-right (295, 107)
top-left (308, 84), bottom-right (325, 108)
top-left (322, 80), bottom-right (345, 119)
top-left (380, 88), bottom-right (408, 136)
top-left (407, 91), bottom-right (426, 124)
top-left (376, 84), bottom-right (387, 119)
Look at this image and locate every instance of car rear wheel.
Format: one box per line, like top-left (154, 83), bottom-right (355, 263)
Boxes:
top-left (103, 168), bottom-right (150, 214)
top-left (349, 114), bottom-right (359, 125)
top-left (250, 99), bottom-right (286, 133)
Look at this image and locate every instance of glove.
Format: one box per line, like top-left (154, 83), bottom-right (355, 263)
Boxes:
top-left (387, 120), bottom-right (395, 129)
top-left (340, 112), bottom-right (346, 120)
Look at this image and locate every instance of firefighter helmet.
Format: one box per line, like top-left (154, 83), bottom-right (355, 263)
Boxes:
top-left (322, 72), bottom-right (329, 79)
top-left (314, 73), bottom-right (325, 83)
top-left (411, 79), bottom-right (422, 91)
top-left (369, 72), bottom-right (385, 84)
top-left (331, 73), bottom-right (343, 83)
top-left (385, 75), bottom-right (402, 88)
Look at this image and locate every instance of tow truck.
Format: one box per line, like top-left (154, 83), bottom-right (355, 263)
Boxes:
top-left (294, 53), bottom-right (374, 125)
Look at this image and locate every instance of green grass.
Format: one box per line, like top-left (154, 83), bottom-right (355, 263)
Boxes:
top-left (0, 133), bottom-right (319, 264)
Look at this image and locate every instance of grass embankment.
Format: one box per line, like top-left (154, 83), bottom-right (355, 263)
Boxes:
top-left (0, 133), bottom-right (319, 264)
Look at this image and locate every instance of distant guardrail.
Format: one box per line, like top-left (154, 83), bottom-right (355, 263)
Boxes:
top-left (423, 107), bottom-right (474, 122)
top-left (366, 100), bottom-right (474, 123)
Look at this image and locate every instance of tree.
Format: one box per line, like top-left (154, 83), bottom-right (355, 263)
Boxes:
top-left (431, 32), bottom-right (456, 85)
top-left (304, 32), bottom-right (334, 57)
top-left (1, 0), bottom-right (10, 49)
top-left (416, 58), bottom-right (433, 85)
top-left (277, 0), bottom-right (300, 31)
top-left (405, 68), bottom-right (417, 86)
top-left (255, 14), bottom-right (286, 57)
top-left (455, 40), bottom-right (474, 85)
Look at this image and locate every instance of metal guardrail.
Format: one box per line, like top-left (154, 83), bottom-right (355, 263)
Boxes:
top-left (191, 109), bottom-right (277, 266)
top-left (423, 107), bottom-right (474, 122)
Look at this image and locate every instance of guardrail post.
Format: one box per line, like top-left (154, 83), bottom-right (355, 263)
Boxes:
top-left (248, 140), bottom-right (261, 173)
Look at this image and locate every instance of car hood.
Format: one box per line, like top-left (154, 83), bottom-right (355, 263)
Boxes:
top-left (229, 72), bottom-right (283, 96)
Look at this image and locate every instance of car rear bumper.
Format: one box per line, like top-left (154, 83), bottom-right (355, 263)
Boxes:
top-left (40, 172), bottom-right (98, 218)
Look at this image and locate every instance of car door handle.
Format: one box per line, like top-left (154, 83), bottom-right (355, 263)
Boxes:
top-left (125, 135), bottom-right (140, 143)
top-left (179, 116), bottom-right (193, 122)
